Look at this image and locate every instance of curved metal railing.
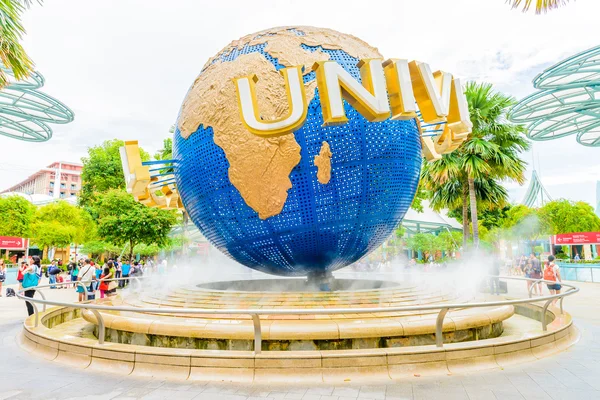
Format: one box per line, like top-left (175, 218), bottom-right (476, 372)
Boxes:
top-left (16, 275), bottom-right (578, 354)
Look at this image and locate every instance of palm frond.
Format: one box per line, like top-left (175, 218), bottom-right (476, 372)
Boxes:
top-left (0, 0), bottom-right (41, 88)
top-left (507, 0), bottom-right (570, 14)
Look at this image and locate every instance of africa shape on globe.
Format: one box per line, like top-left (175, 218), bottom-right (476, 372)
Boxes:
top-left (174, 26), bottom-right (422, 276)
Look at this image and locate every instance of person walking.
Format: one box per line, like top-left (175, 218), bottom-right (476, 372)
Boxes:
top-left (544, 255), bottom-right (562, 304)
top-left (529, 253), bottom-right (543, 295)
top-left (22, 256), bottom-right (42, 316)
top-left (76, 259), bottom-right (96, 302)
top-left (98, 266), bottom-right (110, 299)
top-left (48, 260), bottom-right (58, 289)
top-left (70, 262), bottom-right (79, 289)
top-left (107, 261), bottom-right (118, 296)
top-left (17, 261), bottom-right (27, 289)
top-left (0, 259), bottom-right (6, 296)
top-left (120, 259), bottom-right (131, 288)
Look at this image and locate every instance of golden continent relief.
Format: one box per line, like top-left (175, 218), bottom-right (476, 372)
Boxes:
top-left (314, 141), bottom-right (333, 184)
top-left (177, 26), bottom-right (381, 220)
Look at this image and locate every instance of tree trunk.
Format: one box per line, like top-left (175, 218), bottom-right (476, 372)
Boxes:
top-left (462, 183), bottom-right (469, 248)
top-left (42, 246), bottom-right (48, 261)
top-left (129, 239), bottom-right (134, 264)
top-left (468, 177), bottom-right (479, 247)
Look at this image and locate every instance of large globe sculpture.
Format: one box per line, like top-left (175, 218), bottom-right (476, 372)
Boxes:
top-left (173, 26), bottom-right (422, 276)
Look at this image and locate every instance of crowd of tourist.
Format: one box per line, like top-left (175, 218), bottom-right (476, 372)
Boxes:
top-left (6, 255), bottom-right (170, 315)
top-left (509, 253), bottom-right (563, 299)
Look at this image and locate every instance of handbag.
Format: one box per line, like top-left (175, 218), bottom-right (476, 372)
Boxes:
top-left (108, 280), bottom-right (118, 291)
top-left (22, 272), bottom-right (39, 289)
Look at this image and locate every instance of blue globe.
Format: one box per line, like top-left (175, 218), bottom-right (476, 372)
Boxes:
top-left (173, 27), bottom-right (422, 276)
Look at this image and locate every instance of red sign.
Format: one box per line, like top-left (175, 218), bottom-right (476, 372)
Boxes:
top-left (0, 236), bottom-right (28, 250)
top-left (551, 232), bottom-right (600, 245)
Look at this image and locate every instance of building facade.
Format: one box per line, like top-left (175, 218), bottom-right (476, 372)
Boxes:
top-left (1, 161), bottom-right (82, 200)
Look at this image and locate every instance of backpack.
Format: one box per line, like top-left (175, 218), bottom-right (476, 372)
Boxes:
top-left (6, 287), bottom-right (15, 297)
top-left (544, 264), bottom-right (557, 281)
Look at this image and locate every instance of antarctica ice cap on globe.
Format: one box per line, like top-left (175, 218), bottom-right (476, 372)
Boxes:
top-left (122, 26), bottom-right (472, 277)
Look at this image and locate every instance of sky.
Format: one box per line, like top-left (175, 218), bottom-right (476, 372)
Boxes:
top-left (1, 0), bottom-right (599, 208)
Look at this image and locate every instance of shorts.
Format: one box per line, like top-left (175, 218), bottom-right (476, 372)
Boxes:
top-left (76, 286), bottom-right (86, 293)
top-left (547, 283), bottom-right (562, 290)
top-left (107, 288), bottom-right (117, 294)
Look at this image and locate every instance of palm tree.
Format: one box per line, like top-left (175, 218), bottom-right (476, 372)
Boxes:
top-left (421, 82), bottom-right (529, 248)
top-left (507, 0), bottom-right (570, 14)
top-left (0, 0), bottom-right (39, 88)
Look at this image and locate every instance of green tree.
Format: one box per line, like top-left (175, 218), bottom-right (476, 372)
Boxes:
top-left (95, 189), bottom-right (177, 262)
top-left (80, 139), bottom-right (150, 208)
top-left (0, 194), bottom-right (35, 237)
top-left (0, 0), bottom-right (41, 88)
top-left (539, 199), bottom-right (600, 234)
top-left (154, 137), bottom-right (173, 161)
top-left (502, 204), bottom-right (551, 252)
top-left (436, 231), bottom-right (462, 254)
top-left (31, 201), bottom-right (95, 259)
top-left (421, 82), bottom-right (529, 248)
top-left (406, 233), bottom-right (438, 261)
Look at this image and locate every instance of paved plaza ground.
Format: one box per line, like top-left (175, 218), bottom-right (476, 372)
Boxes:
top-left (1, 278), bottom-right (599, 400)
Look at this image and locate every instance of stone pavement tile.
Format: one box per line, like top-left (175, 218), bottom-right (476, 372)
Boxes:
top-left (526, 373), bottom-right (567, 389)
top-left (298, 395), bottom-right (320, 400)
top-left (247, 390), bottom-right (271, 397)
top-left (159, 382), bottom-right (193, 391)
top-left (491, 390), bottom-right (525, 400)
top-left (545, 387), bottom-right (600, 400)
top-left (358, 385), bottom-right (386, 399)
top-left (247, 398), bottom-right (275, 400)
top-left (463, 388), bottom-right (496, 400)
top-left (305, 387), bottom-right (334, 396)
top-left (118, 387), bottom-right (156, 398)
top-left (265, 392), bottom-right (289, 399)
top-left (191, 394), bottom-right (248, 400)
top-left (199, 384), bottom-right (231, 393)
top-left (282, 392), bottom-right (304, 399)
top-left (0, 390), bottom-right (23, 400)
top-left (331, 388), bottom-right (360, 398)
top-left (513, 386), bottom-right (552, 400)
top-left (412, 388), bottom-right (469, 400)
top-left (384, 384), bottom-right (413, 399)
top-left (233, 387), bottom-right (259, 396)
top-left (140, 389), bottom-right (200, 400)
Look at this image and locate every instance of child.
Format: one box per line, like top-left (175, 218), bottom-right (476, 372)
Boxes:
top-left (56, 272), bottom-right (65, 288)
top-left (99, 267), bottom-right (110, 299)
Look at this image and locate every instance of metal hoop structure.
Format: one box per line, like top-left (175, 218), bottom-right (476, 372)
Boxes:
top-left (0, 66), bottom-right (74, 142)
top-left (508, 46), bottom-right (600, 147)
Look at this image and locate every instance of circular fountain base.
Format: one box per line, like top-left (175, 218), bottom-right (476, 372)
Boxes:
top-left (18, 276), bottom-right (578, 382)
top-left (84, 278), bottom-right (512, 351)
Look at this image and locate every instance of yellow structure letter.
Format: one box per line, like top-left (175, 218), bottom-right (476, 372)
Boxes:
top-left (383, 59), bottom-right (417, 120)
top-left (234, 66), bottom-right (307, 137)
top-left (409, 61), bottom-right (452, 124)
top-left (312, 59), bottom-right (390, 125)
top-left (446, 77), bottom-right (473, 135)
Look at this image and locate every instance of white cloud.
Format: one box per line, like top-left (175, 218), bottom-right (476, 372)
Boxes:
top-left (1, 0), bottom-right (598, 207)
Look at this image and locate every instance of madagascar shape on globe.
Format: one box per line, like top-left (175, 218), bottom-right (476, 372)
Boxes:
top-left (174, 26), bottom-right (422, 276)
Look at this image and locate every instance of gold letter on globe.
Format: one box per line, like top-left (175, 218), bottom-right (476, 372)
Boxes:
top-left (383, 59), bottom-right (417, 120)
top-left (234, 66), bottom-right (308, 137)
top-left (312, 59), bottom-right (390, 125)
top-left (409, 61), bottom-right (452, 124)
